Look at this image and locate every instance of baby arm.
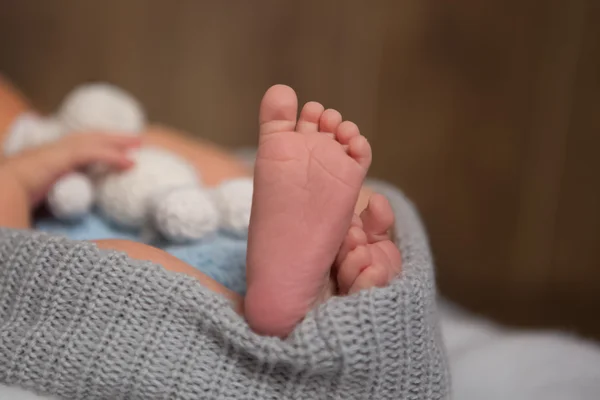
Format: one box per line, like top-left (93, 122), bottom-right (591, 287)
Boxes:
top-left (0, 134), bottom-right (140, 228)
top-left (0, 133), bottom-right (245, 313)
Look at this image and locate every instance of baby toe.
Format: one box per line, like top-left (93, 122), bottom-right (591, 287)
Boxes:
top-left (347, 135), bottom-right (372, 170)
top-left (337, 245), bottom-right (372, 294)
top-left (360, 194), bottom-right (395, 242)
top-left (348, 263), bottom-right (389, 294)
top-left (296, 101), bottom-right (325, 133)
top-left (335, 121), bottom-right (360, 145)
top-left (259, 84), bottom-right (298, 137)
top-left (319, 109), bottom-right (343, 135)
top-left (336, 225), bottom-right (368, 265)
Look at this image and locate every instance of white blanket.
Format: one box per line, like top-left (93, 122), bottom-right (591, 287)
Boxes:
top-left (4, 301), bottom-right (600, 400)
top-left (440, 300), bottom-right (600, 399)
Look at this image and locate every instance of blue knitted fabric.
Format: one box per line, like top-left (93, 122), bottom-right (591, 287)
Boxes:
top-left (35, 212), bottom-right (248, 295)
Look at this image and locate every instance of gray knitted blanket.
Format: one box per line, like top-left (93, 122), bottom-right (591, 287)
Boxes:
top-left (0, 180), bottom-right (450, 400)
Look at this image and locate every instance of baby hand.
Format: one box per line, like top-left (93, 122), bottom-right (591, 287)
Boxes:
top-left (0, 133), bottom-right (141, 205)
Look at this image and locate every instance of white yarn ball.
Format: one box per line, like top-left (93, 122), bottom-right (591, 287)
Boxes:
top-left (47, 172), bottom-right (94, 219)
top-left (211, 177), bottom-right (254, 236)
top-left (4, 113), bottom-right (65, 156)
top-left (96, 146), bottom-right (199, 228)
top-left (154, 186), bottom-right (220, 242)
top-left (58, 83), bottom-right (145, 134)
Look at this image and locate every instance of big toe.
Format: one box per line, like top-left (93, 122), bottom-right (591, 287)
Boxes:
top-left (259, 84), bottom-right (298, 138)
top-left (360, 194), bottom-right (394, 242)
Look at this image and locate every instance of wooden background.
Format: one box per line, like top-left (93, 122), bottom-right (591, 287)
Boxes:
top-left (1, 0), bottom-right (599, 338)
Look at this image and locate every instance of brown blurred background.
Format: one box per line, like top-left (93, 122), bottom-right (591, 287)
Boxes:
top-left (1, 1), bottom-right (599, 338)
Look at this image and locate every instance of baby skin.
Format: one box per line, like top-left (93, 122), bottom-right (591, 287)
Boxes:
top-left (0, 83), bottom-right (402, 337)
top-left (245, 85), bottom-right (402, 335)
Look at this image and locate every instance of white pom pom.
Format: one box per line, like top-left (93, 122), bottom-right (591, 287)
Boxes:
top-left (47, 172), bottom-right (94, 219)
top-left (154, 186), bottom-right (220, 242)
top-left (4, 113), bottom-right (65, 156)
top-left (58, 83), bottom-right (145, 134)
top-left (211, 177), bottom-right (254, 236)
top-left (96, 147), bottom-right (199, 228)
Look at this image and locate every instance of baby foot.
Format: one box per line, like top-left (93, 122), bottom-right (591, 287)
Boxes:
top-left (245, 85), bottom-right (371, 336)
top-left (335, 194), bottom-right (402, 295)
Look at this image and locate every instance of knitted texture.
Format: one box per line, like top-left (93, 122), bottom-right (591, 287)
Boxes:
top-left (3, 84), bottom-right (146, 221)
top-left (4, 85), bottom-right (237, 241)
top-left (47, 172), bottom-right (95, 219)
top-left (0, 181), bottom-right (450, 400)
top-left (57, 83), bottom-right (145, 133)
top-left (154, 186), bottom-right (221, 242)
top-left (96, 146), bottom-right (200, 228)
top-left (210, 178), bottom-right (254, 236)
top-left (34, 212), bottom-right (248, 295)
